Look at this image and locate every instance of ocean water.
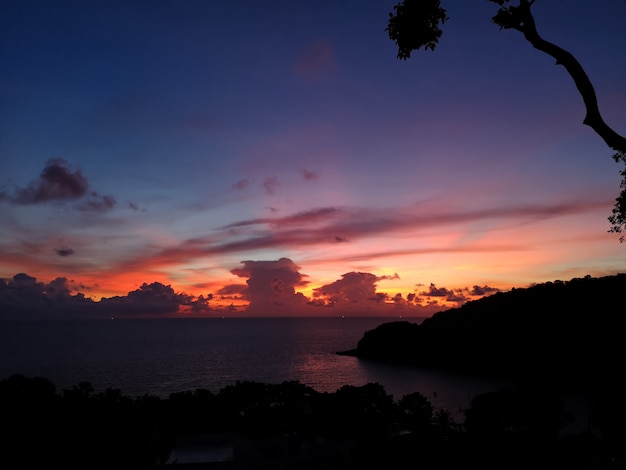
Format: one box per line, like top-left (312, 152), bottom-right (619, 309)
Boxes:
top-left (0, 316), bottom-right (510, 416)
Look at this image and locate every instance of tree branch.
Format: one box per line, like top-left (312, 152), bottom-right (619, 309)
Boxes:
top-left (510, 2), bottom-right (626, 153)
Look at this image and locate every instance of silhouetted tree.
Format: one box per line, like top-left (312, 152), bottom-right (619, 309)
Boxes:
top-left (315, 383), bottom-right (396, 438)
top-left (4, 374), bottom-right (626, 468)
top-left (398, 391), bottom-right (434, 435)
top-left (432, 408), bottom-right (462, 440)
top-left (386, 0), bottom-right (626, 239)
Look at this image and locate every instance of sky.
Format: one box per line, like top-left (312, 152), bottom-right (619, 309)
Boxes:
top-left (1, 0), bottom-right (625, 319)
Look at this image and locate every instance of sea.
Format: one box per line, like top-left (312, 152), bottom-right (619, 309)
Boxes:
top-left (0, 316), bottom-right (525, 421)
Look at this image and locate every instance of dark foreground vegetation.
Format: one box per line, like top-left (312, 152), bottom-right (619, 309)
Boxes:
top-left (1, 373), bottom-right (625, 469)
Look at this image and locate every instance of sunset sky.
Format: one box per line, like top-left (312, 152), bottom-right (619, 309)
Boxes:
top-left (1, 0), bottom-right (625, 318)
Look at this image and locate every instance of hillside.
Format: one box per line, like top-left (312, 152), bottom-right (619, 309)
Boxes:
top-left (339, 274), bottom-right (626, 392)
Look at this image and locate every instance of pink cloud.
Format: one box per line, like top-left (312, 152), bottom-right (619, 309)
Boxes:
top-left (314, 272), bottom-right (380, 305)
top-left (231, 258), bottom-right (309, 314)
top-left (115, 199), bottom-right (608, 273)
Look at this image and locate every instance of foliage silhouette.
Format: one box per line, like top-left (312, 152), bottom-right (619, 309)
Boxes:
top-left (398, 390), bottom-right (435, 435)
top-left (386, 0), bottom-right (626, 239)
top-left (2, 373), bottom-right (624, 468)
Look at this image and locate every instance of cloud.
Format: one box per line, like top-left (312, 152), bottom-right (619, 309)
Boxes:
top-left (228, 259), bottom-right (450, 316)
top-left (379, 273), bottom-right (400, 281)
top-left (77, 193), bottom-right (116, 212)
top-left (12, 158), bottom-right (88, 203)
top-left (0, 273), bottom-right (95, 319)
top-left (420, 283), bottom-right (451, 297)
top-left (100, 282), bottom-right (195, 316)
top-left (300, 168), bottom-right (318, 180)
top-left (0, 158), bottom-right (116, 212)
top-left (417, 283), bottom-right (501, 305)
top-left (0, 262), bottom-right (459, 319)
top-left (314, 272), bottom-right (380, 305)
top-left (230, 258), bottom-right (309, 313)
top-left (115, 198), bottom-right (608, 274)
top-left (263, 176), bottom-right (278, 195)
top-left (187, 294), bottom-right (213, 313)
top-left (232, 179), bottom-right (250, 191)
top-left (221, 207), bottom-right (342, 230)
top-left (312, 271), bottom-right (448, 315)
top-left (469, 285), bottom-right (500, 296)
top-left (313, 272), bottom-right (397, 309)
top-left (0, 273), bottom-right (217, 319)
top-left (55, 248), bottom-right (75, 257)
top-left (313, 272), bottom-right (385, 311)
top-left (216, 284), bottom-right (246, 296)
top-left (445, 291), bottom-right (469, 303)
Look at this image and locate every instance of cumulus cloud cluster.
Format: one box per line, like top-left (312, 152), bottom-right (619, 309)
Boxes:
top-left (417, 282), bottom-right (501, 304)
top-left (224, 258), bottom-right (495, 317)
top-left (0, 274), bottom-right (96, 318)
top-left (0, 274), bottom-right (212, 319)
top-left (314, 272), bottom-right (381, 305)
top-left (1, 258), bottom-right (500, 319)
top-left (231, 258), bottom-right (309, 313)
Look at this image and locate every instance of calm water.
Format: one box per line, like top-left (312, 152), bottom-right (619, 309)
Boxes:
top-left (0, 317), bottom-right (509, 416)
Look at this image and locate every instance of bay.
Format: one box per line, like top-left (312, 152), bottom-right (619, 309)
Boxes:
top-left (1, 316), bottom-right (509, 418)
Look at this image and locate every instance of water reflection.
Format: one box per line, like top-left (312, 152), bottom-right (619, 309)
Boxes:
top-left (355, 358), bottom-right (511, 419)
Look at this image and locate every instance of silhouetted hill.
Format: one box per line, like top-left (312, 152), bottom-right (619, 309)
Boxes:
top-left (339, 274), bottom-right (626, 392)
